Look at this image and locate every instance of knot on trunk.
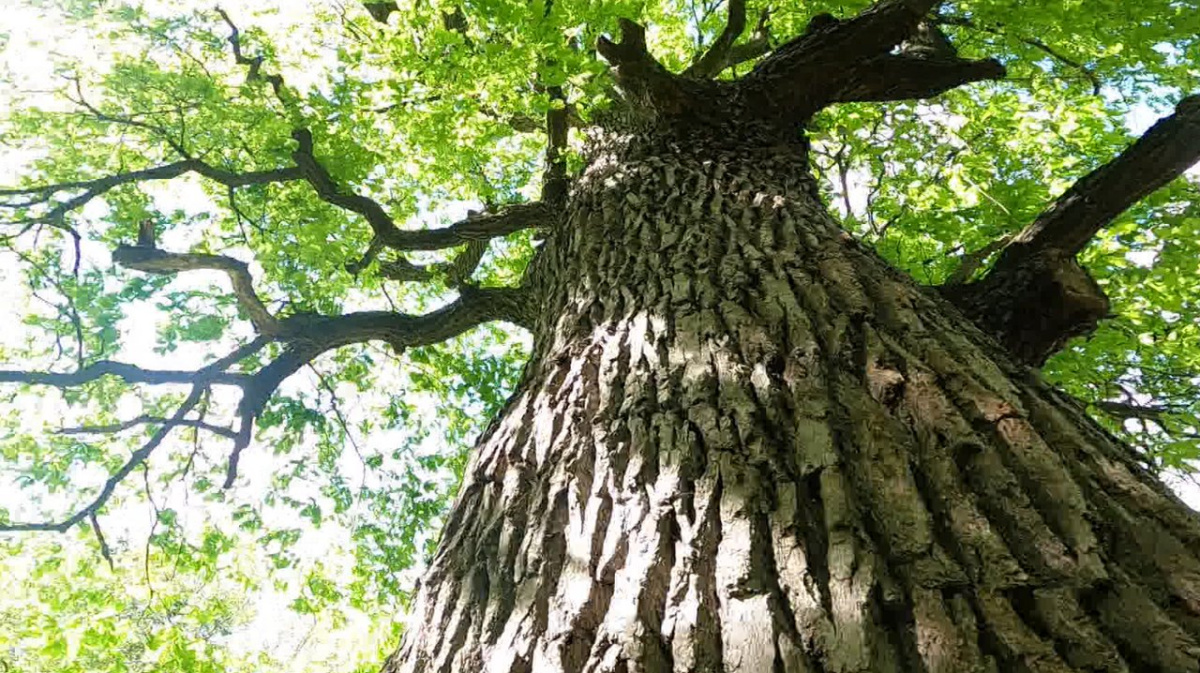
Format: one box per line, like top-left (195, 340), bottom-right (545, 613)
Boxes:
top-left (945, 250), bottom-right (1110, 367)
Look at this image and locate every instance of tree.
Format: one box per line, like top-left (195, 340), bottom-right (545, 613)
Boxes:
top-left (1, 0), bottom-right (1199, 671)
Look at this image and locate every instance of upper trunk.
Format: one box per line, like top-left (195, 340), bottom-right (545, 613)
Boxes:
top-left (384, 121), bottom-right (1200, 673)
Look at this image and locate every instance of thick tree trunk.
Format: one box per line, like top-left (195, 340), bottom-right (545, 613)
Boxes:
top-left (384, 124), bottom-right (1200, 673)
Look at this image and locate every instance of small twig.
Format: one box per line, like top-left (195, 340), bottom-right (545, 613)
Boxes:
top-left (935, 14), bottom-right (1102, 95)
top-left (58, 414), bottom-right (239, 441)
top-left (89, 512), bottom-right (116, 571)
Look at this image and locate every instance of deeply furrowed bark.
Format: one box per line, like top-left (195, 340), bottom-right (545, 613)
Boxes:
top-left (384, 121), bottom-right (1200, 672)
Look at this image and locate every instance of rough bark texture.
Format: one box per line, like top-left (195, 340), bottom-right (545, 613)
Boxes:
top-left (383, 122), bottom-right (1200, 672)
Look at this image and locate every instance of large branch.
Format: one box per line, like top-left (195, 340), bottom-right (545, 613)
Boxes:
top-left (597, 20), bottom-right (710, 117)
top-left (224, 285), bottom-right (533, 485)
top-left (542, 85), bottom-right (570, 205)
top-left (1006, 95), bottom-right (1200, 257)
top-left (750, 0), bottom-right (939, 81)
top-left (944, 95), bottom-right (1200, 366)
top-left (742, 1), bottom-right (1002, 122)
top-left (290, 129), bottom-right (552, 253)
top-left (830, 54), bottom-right (1006, 104)
top-left (684, 0), bottom-right (748, 79)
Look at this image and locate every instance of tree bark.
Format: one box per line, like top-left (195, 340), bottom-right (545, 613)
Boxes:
top-left (383, 123), bottom-right (1200, 672)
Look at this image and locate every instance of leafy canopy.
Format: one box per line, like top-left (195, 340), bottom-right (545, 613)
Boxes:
top-left (0, 0), bottom-right (1197, 671)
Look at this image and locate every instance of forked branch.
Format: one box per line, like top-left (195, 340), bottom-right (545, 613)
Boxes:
top-left (742, 1), bottom-right (1003, 121)
top-left (0, 161), bottom-right (303, 225)
top-left (0, 284), bottom-right (531, 531)
top-left (945, 94), bottom-right (1200, 366)
top-left (112, 245), bottom-right (280, 335)
top-left (684, 0), bottom-right (748, 78)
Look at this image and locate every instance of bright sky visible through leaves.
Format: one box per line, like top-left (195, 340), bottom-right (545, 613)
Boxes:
top-left (0, 0), bottom-right (1198, 671)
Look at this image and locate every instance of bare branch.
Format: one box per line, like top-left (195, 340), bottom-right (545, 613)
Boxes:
top-left (0, 385), bottom-right (206, 533)
top-left (684, 0), bottom-right (748, 79)
top-left (112, 245), bottom-right (280, 335)
top-left (0, 360), bottom-right (249, 388)
top-left (59, 415), bottom-right (240, 441)
top-left (0, 160), bottom-right (303, 224)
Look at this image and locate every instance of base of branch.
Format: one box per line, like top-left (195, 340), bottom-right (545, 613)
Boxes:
top-left (944, 250), bottom-right (1110, 366)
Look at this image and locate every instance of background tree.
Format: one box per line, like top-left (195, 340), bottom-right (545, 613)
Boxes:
top-left (0, 0), bottom-right (1198, 671)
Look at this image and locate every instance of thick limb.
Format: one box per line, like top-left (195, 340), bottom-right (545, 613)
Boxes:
top-left (944, 95), bottom-right (1200, 366)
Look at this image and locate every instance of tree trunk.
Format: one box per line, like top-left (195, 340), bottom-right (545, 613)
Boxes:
top-left (384, 124), bottom-right (1200, 673)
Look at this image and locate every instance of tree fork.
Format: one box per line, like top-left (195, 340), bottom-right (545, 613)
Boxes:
top-left (945, 94), bottom-right (1200, 366)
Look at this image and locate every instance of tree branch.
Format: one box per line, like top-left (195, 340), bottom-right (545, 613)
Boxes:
top-left (720, 9), bottom-right (773, 72)
top-left (1094, 400), bottom-right (1182, 423)
top-left (935, 14), bottom-right (1102, 95)
top-left (830, 54), bottom-right (1006, 105)
top-left (112, 245), bottom-right (280, 335)
top-left (362, 2), bottom-right (398, 23)
top-left (1007, 95), bottom-right (1200, 257)
top-left (742, 0), bottom-right (1002, 121)
top-left (293, 121), bottom-right (555, 253)
top-left (684, 0), bottom-right (748, 79)
top-left (216, 8), bottom-right (287, 105)
top-left (944, 235), bottom-right (1011, 286)
top-left (89, 512), bottom-right (115, 570)
top-left (750, 0), bottom-right (940, 83)
top-left (0, 360), bottom-right (250, 387)
top-left (221, 285), bottom-right (532, 486)
top-left (0, 161), bottom-right (303, 225)
top-left (597, 19), bottom-right (708, 117)
top-left (944, 94), bottom-right (1200, 366)
top-left (0, 384), bottom-right (207, 533)
top-left (58, 415), bottom-right (240, 441)
top-left (542, 85), bottom-right (570, 205)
